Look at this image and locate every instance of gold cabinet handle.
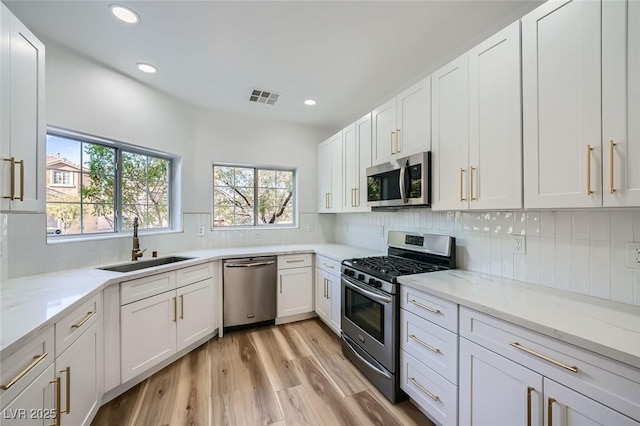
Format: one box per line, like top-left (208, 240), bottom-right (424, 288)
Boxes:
top-left (279, 276), bottom-right (283, 294)
top-left (509, 342), bottom-right (578, 373)
top-left (390, 131), bottom-right (395, 155)
top-left (0, 352), bottom-right (48, 390)
top-left (17, 159), bottom-right (24, 201)
top-left (396, 128), bottom-right (402, 153)
top-left (50, 376), bottom-right (61, 426)
top-left (286, 259), bottom-right (305, 264)
top-left (470, 166), bottom-right (477, 201)
top-left (354, 187), bottom-right (358, 207)
top-left (325, 278), bottom-right (328, 299)
top-left (609, 140), bottom-right (616, 193)
top-left (173, 297), bottom-right (177, 322)
top-left (586, 145), bottom-right (593, 195)
top-left (460, 168), bottom-right (467, 202)
top-left (71, 311), bottom-right (95, 329)
top-left (180, 295), bottom-right (184, 319)
top-left (60, 367), bottom-right (70, 414)
top-left (409, 299), bottom-right (441, 314)
top-left (3, 157), bottom-right (15, 200)
top-left (527, 386), bottom-right (534, 426)
top-left (409, 334), bottom-right (440, 353)
top-left (548, 397), bottom-right (556, 426)
top-left (409, 377), bottom-right (439, 401)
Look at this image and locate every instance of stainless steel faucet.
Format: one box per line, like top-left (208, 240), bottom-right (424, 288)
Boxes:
top-left (131, 217), bottom-right (146, 261)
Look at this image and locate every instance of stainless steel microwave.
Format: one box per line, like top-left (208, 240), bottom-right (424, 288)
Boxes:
top-left (366, 152), bottom-right (431, 208)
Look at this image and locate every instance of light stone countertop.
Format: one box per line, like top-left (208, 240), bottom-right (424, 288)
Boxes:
top-left (399, 270), bottom-right (640, 369)
top-left (0, 243), bottom-right (382, 358)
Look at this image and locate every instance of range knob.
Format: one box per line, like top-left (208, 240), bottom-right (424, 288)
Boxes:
top-left (368, 278), bottom-right (376, 286)
top-left (344, 269), bottom-right (355, 277)
top-left (357, 274), bottom-right (365, 281)
top-left (374, 280), bottom-right (382, 288)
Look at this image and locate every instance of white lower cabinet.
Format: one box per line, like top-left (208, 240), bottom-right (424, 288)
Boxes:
top-left (277, 254), bottom-right (313, 319)
top-left (315, 255), bottom-right (342, 334)
top-left (176, 279), bottom-right (214, 351)
top-left (55, 320), bottom-right (103, 426)
top-left (0, 364), bottom-right (55, 426)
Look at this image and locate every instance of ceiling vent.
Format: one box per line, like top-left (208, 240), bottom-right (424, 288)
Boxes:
top-left (249, 89), bottom-right (279, 105)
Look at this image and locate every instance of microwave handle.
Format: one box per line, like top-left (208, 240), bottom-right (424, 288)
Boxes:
top-left (399, 159), bottom-right (408, 203)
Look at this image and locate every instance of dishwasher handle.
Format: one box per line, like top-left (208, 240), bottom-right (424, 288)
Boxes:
top-left (224, 261), bottom-right (275, 268)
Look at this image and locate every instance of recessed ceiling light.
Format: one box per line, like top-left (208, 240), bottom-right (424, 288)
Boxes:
top-left (304, 99), bottom-right (317, 106)
top-left (110, 5), bottom-right (139, 24)
top-left (137, 63), bottom-right (157, 74)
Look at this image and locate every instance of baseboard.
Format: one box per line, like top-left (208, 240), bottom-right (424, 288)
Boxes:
top-left (275, 311), bottom-right (317, 325)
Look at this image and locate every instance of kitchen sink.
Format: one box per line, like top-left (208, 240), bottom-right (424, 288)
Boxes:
top-left (98, 256), bottom-right (194, 273)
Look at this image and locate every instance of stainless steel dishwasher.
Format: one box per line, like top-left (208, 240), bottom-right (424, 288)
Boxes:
top-left (223, 256), bottom-right (277, 328)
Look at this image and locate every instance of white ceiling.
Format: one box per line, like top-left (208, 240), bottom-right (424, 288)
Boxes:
top-left (5, 0), bottom-right (543, 131)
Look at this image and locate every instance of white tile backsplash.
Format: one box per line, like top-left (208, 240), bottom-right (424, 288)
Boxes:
top-left (335, 208), bottom-right (640, 306)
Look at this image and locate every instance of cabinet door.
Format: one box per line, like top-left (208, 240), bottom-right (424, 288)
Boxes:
top-left (55, 320), bottom-right (103, 426)
top-left (355, 113), bottom-right (372, 212)
top-left (396, 76), bottom-right (431, 156)
top-left (522, 0), bottom-right (602, 209)
top-left (0, 6), bottom-right (45, 212)
top-left (317, 140), bottom-right (331, 213)
top-left (277, 267), bottom-right (313, 318)
top-left (120, 291), bottom-right (177, 383)
top-left (459, 338), bottom-right (543, 426)
top-left (314, 269), bottom-right (330, 324)
top-left (176, 279), bottom-right (214, 352)
top-left (0, 365), bottom-right (55, 426)
top-left (469, 21), bottom-right (522, 210)
top-left (342, 123), bottom-right (357, 212)
top-left (431, 53), bottom-right (470, 211)
top-left (372, 97), bottom-right (396, 165)
top-left (603, 0), bottom-right (640, 207)
top-left (329, 131), bottom-right (343, 213)
top-left (544, 378), bottom-right (639, 426)
top-left (329, 273), bottom-right (341, 333)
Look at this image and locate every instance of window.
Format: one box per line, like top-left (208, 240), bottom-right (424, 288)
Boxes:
top-left (51, 170), bottom-right (73, 186)
top-left (46, 129), bottom-right (173, 236)
top-left (213, 164), bottom-right (295, 227)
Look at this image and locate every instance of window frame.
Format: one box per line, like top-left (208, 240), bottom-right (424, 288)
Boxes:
top-left (50, 170), bottom-right (74, 187)
top-left (212, 162), bottom-right (298, 229)
top-left (46, 126), bottom-right (178, 239)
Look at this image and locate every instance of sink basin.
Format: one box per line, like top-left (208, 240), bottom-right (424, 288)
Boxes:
top-left (98, 256), bottom-right (194, 273)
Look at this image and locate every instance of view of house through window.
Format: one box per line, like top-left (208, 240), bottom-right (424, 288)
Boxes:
top-left (46, 131), bottom-right (171, 236)
top-left (213, 164), bottom-right (295, 227)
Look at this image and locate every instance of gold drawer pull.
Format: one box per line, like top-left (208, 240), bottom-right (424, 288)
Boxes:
top-left (409, 334), bottom-right (440, 353)
top-left (409, 299), bottom-right (441, 314)
top-left (548, 397), bottom-right (556, 426)
top-left (60, 367), bottom-right (70, 414)
top-left (71, 311), bottom-right (95, 329)
top-left (0, 352), bottom-right (48, 390)
top-left (509, 342), bottom-right (578, 373)
top-left (286, 259), bottom-right (305, 263)
top-left (50, 376), bottom-right (61, 426)
top-left (409, 377), bottom-right (439, 401)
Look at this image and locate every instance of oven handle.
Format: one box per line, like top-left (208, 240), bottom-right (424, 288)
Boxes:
top-left (342, 277), bottom-right (392, 304)
top-left (342, 335), bottom-right (392, 380)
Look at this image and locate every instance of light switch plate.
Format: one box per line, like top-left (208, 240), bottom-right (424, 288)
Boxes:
top-left (197, 226), bottom-right (205, 237)
top-left (513, 235), bottom-right (526, 255)
top-left (627, 242), bottom-right (640, 268)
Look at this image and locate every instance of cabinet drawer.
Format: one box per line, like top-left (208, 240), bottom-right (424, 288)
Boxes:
top-left (278, 253), bottom-right (312, 269)
top-left (55, 293), bottom-right (102, 357)
top-left (176, 262), bottom-right (213, 288)
top-left (121, 271), bottom-right (176, 305)
top-left (400, 350), bottom-right (457, 426)
top-left (316, 255), bottom-right (341, 275)
top-left (400, 286), bottom-right (458, 333)
top-left (0, 327), bottom-right (54, 407)
top-left (400, 309), bottom-right (458, 384)
top-left (460, 307), bottom-right (640, 421)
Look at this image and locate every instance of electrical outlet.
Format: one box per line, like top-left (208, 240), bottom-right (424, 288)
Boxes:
top-left (197, 226), bottom-right (205, 237)
top-left (627, 242), bottom-right (640, 268)
top-left (513, 235), bottom-right (526, 255)
top-left (253, 232), bottom-right (263, 240)
top-left (378, 225), bottom-right (385, 238)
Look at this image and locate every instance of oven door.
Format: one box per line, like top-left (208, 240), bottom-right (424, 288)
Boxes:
top-left (341, 275), bottom-right (396, 372)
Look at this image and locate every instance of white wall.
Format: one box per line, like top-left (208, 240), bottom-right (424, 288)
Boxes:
top-left (334, 209), bottom-right (640, 306)
top-left (0, 40), bottom-right (334, 280)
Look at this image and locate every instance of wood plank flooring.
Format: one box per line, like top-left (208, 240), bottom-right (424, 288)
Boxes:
top-left (92, 319), bottom-right (434, 426)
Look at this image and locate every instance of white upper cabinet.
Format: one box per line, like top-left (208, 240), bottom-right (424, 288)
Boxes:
top-left (372, 77), bottom-right (430, 166)
top-left (432, 53), bottom-right (470, 211)
top-left (522, 0), bottom-right (602, 209)
top-left (602, 0), bottom-right (640, 207)
top-left (317, 131), bottom-right (343, 213)
top-left (343, 113), bottom-right (371, 213)
top-left (468, 21), bottom-right (522, 210)
top-left (0, 3), bottom-right (45, 212)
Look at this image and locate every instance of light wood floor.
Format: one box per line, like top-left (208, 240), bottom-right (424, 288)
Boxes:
top-left (92, 319), bottom-right (435, 426)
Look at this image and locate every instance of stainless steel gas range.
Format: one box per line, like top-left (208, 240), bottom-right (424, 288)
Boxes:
top-left (340, 231), bottom-right (456, 403)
